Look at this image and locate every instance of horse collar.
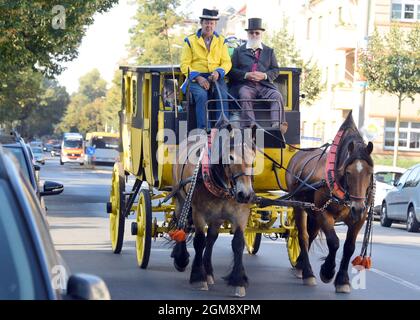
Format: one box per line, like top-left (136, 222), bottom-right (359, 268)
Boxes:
top-left (325, 129), bottom-right (347, 201)
top-left (201, 129), bottom-right (234, 200)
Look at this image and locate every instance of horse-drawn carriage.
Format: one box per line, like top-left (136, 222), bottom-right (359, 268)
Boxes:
top-left (107, 64), bottom-right (375, 295)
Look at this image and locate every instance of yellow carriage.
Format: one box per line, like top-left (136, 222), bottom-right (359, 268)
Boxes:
top-left (107, 65), bottom-right (303, 269)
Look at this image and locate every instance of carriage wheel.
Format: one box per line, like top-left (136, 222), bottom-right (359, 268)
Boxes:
top-left (245, 216), bottom-right (262, 255)
top-left (286, 210), bottom-right (300, 267)
top-left (133, 189), bottom-right (152, 269)
top-left (109, 162), bottom-right (126, 254)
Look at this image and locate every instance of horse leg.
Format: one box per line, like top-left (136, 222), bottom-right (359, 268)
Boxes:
top-left (294, 207), bottom-right (317, 286)
top-left (224, 228), bottom-right (248, 297)
top-left (203, 223), bottom-right (220, 286)
top-left (319, 215), bottom-right (340, 283)
top-left (334, 219), bottom-right (365, 293)
top-left (171, 196), bottom-right (190, 272)
top-left (295, 213), bottom-right (320, 279)
top-left (189, 226), bottom-right (208, 290)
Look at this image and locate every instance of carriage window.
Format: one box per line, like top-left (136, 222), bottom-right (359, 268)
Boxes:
top-left (275, 74), bottom-right (289, 110)
top-left (124, 76), bottom-right (131, 112)
top-left (162, 77), bottom-right (179, 111)
top-left (132, 79), bottom-right (137, 115)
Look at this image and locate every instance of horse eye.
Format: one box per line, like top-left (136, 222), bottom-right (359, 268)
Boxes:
top-left (229, 155), bottom-right (234, 161)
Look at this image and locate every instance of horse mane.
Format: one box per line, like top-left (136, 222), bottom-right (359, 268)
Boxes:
top-left (336, 111), bottom-right (373, 169)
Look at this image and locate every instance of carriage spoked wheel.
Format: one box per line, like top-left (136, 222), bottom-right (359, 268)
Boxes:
top-left (286, 210), bottom-right (300, 267)
top-left (132, 188), bottom-right (152, 269)
top-left (244, 216), bottom-right (262, 255)
top-left (109, 162), bottom-right (126, 254)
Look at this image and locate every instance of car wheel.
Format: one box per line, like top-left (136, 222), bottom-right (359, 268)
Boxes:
top-left (406, 206), bottom-right (420, 233)
top-left (380, 202), bottom-right (392, 227)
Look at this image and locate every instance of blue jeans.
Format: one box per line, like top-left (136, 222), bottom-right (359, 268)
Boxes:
top-left (189, 77), bottom-right (229, 129)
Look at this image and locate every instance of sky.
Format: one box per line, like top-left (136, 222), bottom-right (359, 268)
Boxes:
top-left (57, 0), bottom-right (245, 94)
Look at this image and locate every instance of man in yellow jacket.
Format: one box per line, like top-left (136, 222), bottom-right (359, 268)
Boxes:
top-left (180, 8), bottom-right (232, 129)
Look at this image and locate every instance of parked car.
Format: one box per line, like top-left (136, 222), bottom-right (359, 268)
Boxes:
top-left (1, 131), bottom-right (63, 212)
top-left (0, 146), bottom-right (111, 299)
top-left (381, 164), bottom-right (420, 232)
top-left (43, 143), bottom-right (53, 152)
top-left (373, 165), bottom-right (406, 218)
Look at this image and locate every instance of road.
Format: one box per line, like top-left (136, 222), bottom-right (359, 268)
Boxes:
top-left (41, 157), bottom-right (420, 300)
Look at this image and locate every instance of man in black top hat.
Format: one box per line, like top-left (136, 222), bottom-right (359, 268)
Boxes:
top-left (229, 18), bottom-right (287, 133)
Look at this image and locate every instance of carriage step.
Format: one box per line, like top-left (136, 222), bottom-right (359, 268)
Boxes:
top-left (106, 202), bottom-right (112, 214)
top-left (131, 222), bottom-right (138, 236)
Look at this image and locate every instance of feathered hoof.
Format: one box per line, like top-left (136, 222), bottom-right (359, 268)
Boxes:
top-left (320, 271), bottom-right (334, 284)
top-left (335, 284), bottom-right (351, 293)
top-left (232, 286), bottom-right (246, 298)
top-left (303, 277), bottom-right (317, 286)
top-left (207, 275), bottom-right (215, 285)
top-left (173, 259), bottom-right (189, 272)
top-left (293, 268), bottom-right (303, 279)
top-left (191, 281), bottom-right (208, 291)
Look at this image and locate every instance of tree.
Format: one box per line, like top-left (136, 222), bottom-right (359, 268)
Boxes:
top-left (57, 69), bottom-right (109, 135)
top-left (265, 20), bottom-right (323, 105)
top-left (359, 23), bottom-right (420, 166)
top-left (128, 0), bottom-right (185, 65)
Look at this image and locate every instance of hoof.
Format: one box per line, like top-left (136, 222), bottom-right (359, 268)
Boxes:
top-left (173, 259), bottom-right (189, 272)
top-left (191, 281), bottom-right (208, 291)
top-left (207, 275), bottom-right (215, 285)
top-left (320, 271), bottom-right (334, 284)
top-left (232, 286), bottom-right (246, 298)
top-left (293, 268), bottom-right (303, 279)
top-left (335, 284), bottom-right (351, 293)
top-left (303, 277), bottom-right (317, 286)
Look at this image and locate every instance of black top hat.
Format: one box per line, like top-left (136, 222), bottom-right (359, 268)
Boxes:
top-left (245, 18), bottom-right (265, 31)
top-left (199, 8), bottom-right (219, 20)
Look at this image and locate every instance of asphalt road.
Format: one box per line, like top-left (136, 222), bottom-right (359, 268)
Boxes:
top-left (41, 157), bottom-right (420, 300)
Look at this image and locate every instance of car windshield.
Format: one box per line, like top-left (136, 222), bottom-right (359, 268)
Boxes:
top-left (0, 180), bottom-right (46, 299)
top-left (32, 147), bottom-right (43, 154)
top-left (3, 146), bottom-right (30, 180)
top-left (91, 136), bottom-right (119, 150)
top-left (63, 140), bottom-right (82, 148)
top-left (375, 171), bottom-right (404, 186)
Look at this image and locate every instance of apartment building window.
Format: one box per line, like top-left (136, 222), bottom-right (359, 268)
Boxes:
top-left (384, 120), bottom-right (420, 151)
top-left (391, 1), bottom-right (420, 21)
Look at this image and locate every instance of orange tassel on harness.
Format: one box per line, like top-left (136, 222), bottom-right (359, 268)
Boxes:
top-left (168, 229), bottom-right (187, 242)
top-left (352, 255), bottom-right (372, 269)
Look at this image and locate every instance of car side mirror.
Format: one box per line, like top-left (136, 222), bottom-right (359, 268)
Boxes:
top-left (34, 164), bottom-right (41, 171)
top-left (66, 274), bottom-right (111, 300)
top-left (40, 181), bottom-right (64, 196)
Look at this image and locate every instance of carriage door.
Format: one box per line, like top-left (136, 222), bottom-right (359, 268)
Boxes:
top-left (130, 73), bottom-right (144, 178)
top-left (121, 72), bottom-right (133, 173)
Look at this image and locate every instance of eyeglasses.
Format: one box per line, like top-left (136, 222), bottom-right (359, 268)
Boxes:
top-left (248, 31), bottom-right (261, 35)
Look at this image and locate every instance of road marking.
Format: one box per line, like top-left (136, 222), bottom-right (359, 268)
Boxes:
top-left (370, 268), bottom-right (420, 292)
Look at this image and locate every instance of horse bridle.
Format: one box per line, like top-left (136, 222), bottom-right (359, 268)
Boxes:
top-left (338, 165), bottom-right (374, 207)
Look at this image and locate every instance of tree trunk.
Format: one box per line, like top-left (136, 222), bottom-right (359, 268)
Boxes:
top-left (392, 95), bottom-right (402, 167)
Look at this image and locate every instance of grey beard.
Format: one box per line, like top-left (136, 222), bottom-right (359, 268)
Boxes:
top-left (247, 38), bottom-right (262, 49)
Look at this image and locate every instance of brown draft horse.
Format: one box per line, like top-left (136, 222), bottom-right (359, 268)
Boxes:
top-left (286, 112), bottom-right (374, 293)
top-left (170, 122), bottom-right (257, 297)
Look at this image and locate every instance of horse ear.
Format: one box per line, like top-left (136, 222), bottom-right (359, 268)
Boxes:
top-left (366, 141), bottom-right (373, 155)
top-left (348, 141), bottom-right (354, 154)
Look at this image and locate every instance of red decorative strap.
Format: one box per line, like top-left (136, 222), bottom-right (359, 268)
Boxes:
top-left (202, 129), bottom-right (233, 199)
top-left (325, 129), bottom-right (346, 200)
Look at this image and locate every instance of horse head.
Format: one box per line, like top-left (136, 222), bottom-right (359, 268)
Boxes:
top-left (336, 112), bottom-right (374, 222)
top-left (211, 122), bottom-right (257, 204)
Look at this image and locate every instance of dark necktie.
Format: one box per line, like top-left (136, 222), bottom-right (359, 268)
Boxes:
top-left (251, 49), bottom-right (261, 72)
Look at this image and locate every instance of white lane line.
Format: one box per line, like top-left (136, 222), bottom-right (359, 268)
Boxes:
top-left (370, 268), bottom-right (420, 292)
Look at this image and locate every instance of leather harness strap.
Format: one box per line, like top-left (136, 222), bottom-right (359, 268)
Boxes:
top-left (325, 129), bottom-right (346, 200)
top-left (201, 129), bottom-right (234, 199)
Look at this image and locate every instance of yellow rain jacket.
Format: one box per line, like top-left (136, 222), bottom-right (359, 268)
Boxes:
top-left (180, 29), bottom-right (232, 87)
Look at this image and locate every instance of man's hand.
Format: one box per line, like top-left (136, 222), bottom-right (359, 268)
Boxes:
top-left (196, 76), bottom-right (210, 90)
top-left (246, 71), bottom-right (266, 82)
top-left (208, 71), bottom-right (219, 82)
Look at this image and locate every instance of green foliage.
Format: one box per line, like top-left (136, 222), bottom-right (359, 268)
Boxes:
top-left (264, 20), bottom-right (323, 105)
top-left (0, 0), bottom-right (118, 79)
top-left (128, 0), bottom-right (185, 65)
top-left (359, 23), bottom-right (420, 102)
top-left (57, 69), bottom-right (120, 135)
